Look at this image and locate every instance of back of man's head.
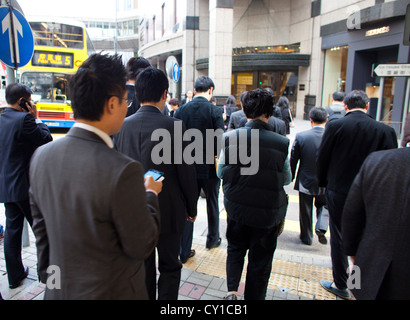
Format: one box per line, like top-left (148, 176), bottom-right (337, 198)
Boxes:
top-left (70, 53), bottom-right (126, 121)
top-left (125, 56), bottom-right (151, 81)
top-left (344, 90), bottom-right (369, 110)
top-left (6, 83), bottom-right (32, 105)
top-left (332, 91), bottom-right (345, 102)
top-left (243, 88), bottom-right (274, 119)
top-left (309, 107), bottom-right (328, 124)
top-left (135, 67), bottom-right (169, 103)
top-left (194, 76), bottom-right (214, 93)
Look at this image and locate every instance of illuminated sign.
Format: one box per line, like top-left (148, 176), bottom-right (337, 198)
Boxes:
top-left (32, 51), bottom-right (74, 69)
top-left (365, 26), bottom-right (390, 37)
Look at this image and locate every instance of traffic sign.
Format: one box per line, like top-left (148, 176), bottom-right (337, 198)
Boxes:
top-left (172, 61), bottom-right (180, 83)
top-left (0, 6), bottom-right (34, 68)
top-left (373, 64), bottom-right (410, 77)
top-left (166, 55), bottom-right (180, 83)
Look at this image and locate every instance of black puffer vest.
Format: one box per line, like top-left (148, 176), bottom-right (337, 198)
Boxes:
top-left (221, 120), bottom-right (289, 229)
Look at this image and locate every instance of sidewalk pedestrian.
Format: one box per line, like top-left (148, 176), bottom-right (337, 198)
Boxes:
top-left (342, 146), bottom-right (410, 299)
top-left (0, 83), bottom-right (52, 289)
top-left (125, 56), bottom-right (151, 117)
top-left (175, 76), bottom-right (224, 250)
top-left (290, 107), bottom-right (329, 246)
top-left (29, 53), bottom-right (162, 300)
top-left (325, 92), bottom-right (346, 123)
top-left (228, 91), bottom-right (247, 131)
top-left (114, 67), bottom-right (198, 300)
top-left (316, 90), bottom-right (398, 300)
top-left (217, 88), bottom-right (291, 300)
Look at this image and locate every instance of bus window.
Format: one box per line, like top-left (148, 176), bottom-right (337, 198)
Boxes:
top-left (21, 72), bottom-right (71, 102)
top-left (30, 22), bottom-right (84, 49)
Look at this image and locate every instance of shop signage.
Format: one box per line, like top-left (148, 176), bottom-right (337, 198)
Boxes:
top-left (365, 26), bottom-right (390, 37)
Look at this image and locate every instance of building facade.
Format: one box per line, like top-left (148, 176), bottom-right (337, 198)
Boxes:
top-left (138, 0), bottom-right (409, 136)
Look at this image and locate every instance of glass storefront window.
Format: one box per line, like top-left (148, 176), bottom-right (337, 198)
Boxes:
top-left (322, 46), bottom-right (348, 107)
top-left (231, 73), bottom-right (254, 105)
top-left (231, 71), bottom-right (298, 114)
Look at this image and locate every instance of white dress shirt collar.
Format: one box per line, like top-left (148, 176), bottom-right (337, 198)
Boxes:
top-left (73, 122), bottom-right (114, 149)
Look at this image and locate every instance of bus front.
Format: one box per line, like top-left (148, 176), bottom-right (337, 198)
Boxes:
top-left (19, 20), bottom-right (88, 128)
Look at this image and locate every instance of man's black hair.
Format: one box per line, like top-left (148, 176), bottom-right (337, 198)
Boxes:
top-left (125, 56), bottom-right (151, 81)
top-left (194, 76), bottom-right (215, 93)
top-left (332, 91), bottom-right (345, 102)
top-left (5, 83), bottom-right (32, 105)
top-left (135, 67), bottom-right (169, 103)
top-left (309, 107), bottom-right (328, 124)
top-left (242, 88), bottom-right (274, 119)
top-left (344, 90), bottom-right (369, 110)
top-left (70, 53), bottom-right (126, 121)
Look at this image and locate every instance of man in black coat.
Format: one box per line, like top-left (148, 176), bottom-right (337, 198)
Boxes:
top-left (125, 56), bottom-right (151, 117)
top-left (316, 90), bottom-right (398, 299)
top-left (114, 68), bottom-right (198, 300)
top-left (342, 146), bottom-right (410, 299)
top-left (290, 107), bottom-right (329, 246)
top-left (175, 76), bottom-right (224, 250)
top-left (0, 83), bottom-right (52, 288)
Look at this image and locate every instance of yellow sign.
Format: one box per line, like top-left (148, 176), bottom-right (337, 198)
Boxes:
top-left (32, 51), bottom-right (74, 69)
top-left (365, 26), bottom-right (390, 37)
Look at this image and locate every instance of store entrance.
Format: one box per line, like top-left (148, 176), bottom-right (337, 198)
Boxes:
top-left (231, 70), bottom-right (298, 114)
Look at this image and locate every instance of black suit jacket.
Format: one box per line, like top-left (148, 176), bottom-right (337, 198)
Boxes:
top-left (126, 84), bottom-right (140, 117)
top-left (239, 116), bottom-right (286, 136)
top-left (0, 108), bottom-right (52, 202)
top-left (342, 147), bottom-right (410, 299)
top-left (114, 105), bottom-right (198, 234)
top-left (290, 126), bottom-right (325, 195)
top-left (174, 96), bottom-right (224, 179)
top-left (317, 111), bottom-right (398, 195)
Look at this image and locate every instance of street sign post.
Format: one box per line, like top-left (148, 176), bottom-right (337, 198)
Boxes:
top-left (373, 64), bottom-right (410, 77)
top-left (0, 6), bottom-right (34, 69)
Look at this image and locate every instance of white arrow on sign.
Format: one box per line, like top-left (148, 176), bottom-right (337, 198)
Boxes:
top-left (2, 9), bottom-right (23, 64)
top-left (374, 64), bottom-right (410, 77)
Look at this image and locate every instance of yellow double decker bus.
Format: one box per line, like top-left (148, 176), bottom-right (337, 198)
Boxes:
top-left (19, 18), bottom-right (93, 128)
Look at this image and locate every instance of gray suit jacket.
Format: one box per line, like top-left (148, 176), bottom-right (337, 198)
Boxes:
top-left (29, 127), bottom-right (160, 300)
top-left (290, 126), bottom-right (325, 195)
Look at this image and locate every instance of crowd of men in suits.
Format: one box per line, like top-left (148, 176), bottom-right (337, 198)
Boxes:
top-left (0, 52), bottom-right (409, 300)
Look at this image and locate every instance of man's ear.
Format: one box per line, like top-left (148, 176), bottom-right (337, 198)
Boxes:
top-left (105, 96), bottom-right (117, 115)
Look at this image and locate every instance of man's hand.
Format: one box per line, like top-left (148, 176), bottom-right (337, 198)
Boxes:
top-left (21, 100), bottom-right (38, 119)
top-left (144, 175), bottom-right (163, 195)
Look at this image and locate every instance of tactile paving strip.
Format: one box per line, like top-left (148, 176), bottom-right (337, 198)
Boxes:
top-left (183, 243), bottom-right (335, 300)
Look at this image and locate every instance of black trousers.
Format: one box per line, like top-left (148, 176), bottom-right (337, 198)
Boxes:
top-left (226, 218), bottom-right (279, 300)
top-left (3, 201), bottom-right (33, 286)
top-left (299, 192), bottom-right (329, 244)
top-left (197, 177), bottom-right (220, 246)
top-left (326, 190), bottom-right (349, 290)
top-left (145, 232), bottom-right (182, 300)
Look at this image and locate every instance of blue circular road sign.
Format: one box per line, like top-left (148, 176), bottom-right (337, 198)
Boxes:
top-left (172, 62), bottom-right (180, 83)
top-left (0, 6), bottom-right (34, 68)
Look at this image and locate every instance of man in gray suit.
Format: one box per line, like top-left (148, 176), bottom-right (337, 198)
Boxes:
top-left (29, 54), bottom-right (162, 300)
top-left (114, 67), bottom-right (198, 300)
top-left (290, 107), bottom-right (329, 245)
top-left (325, 91), bottom-right (346, 123)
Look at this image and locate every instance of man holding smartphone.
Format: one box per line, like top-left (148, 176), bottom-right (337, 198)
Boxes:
top-left (114, 67), bottom-right (198, 300)
top-left (0, 83), bottom-right (53, 289)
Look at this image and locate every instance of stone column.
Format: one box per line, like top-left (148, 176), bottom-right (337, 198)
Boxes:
top-left (209, 0), bottom-right (233, 97)
top-left (182, 1), bottom-right (198, 97)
